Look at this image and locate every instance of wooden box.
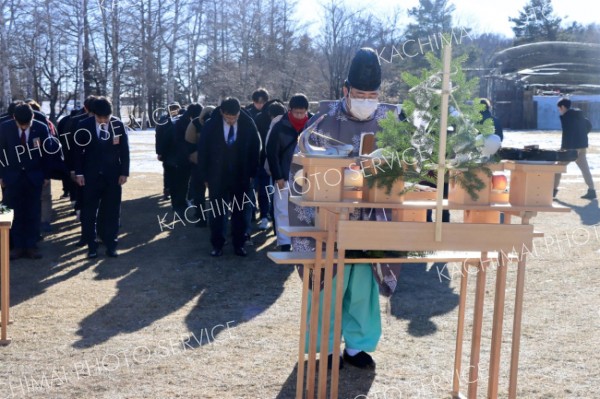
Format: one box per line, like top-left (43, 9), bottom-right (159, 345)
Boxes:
top-left (448, 164), bottom-right (504, 205)
top-left (505, 162), bottom-right (566, 206)
top-left (392, 209), bottom-right (428, 222)
top-left (490, 190), bottom-right (509, 204)
top-left (364, 180), bottom-right (405, 203)
top-left (292, 155), bottom-right (355, 202)
top-left (464, 210), bottom-right (501, 224)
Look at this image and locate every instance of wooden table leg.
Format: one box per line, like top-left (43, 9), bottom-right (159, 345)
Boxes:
top-left (509, 253), bottom-right (527, 398)
top-left (329, 246), bottom-right (346, 399)
top-left (1, 228), bottom-right (11, 345)
top-left (297, 264), bottom-right (312, 398)
top-left (467, 253), bottom-right (487, 399)
top-left (452, 260), bottom-right (471, 397)
top-left (317, 214), bottom-right (337, 399)
top-left (306, 240), bottom-right (324, 399)
top-left (488, 253), bottom-right (508, 399)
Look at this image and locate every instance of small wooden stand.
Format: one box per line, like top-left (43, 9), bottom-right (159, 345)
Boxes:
top-left (0, 211), bottom-right (14, 345)
top-left (504, 161), bottom-right (564, 206)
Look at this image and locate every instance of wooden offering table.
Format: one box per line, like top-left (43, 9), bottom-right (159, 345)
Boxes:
top-left (268, 155), bottom-right (570, 399)
top-left (0, 210), bottom-right (14, 345)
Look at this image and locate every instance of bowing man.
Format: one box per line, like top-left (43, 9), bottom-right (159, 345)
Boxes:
top-left (74, 97), bottom-right (130, 258)
top-left (0, 103), bottom-right (51, 259)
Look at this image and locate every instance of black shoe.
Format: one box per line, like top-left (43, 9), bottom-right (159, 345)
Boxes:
top-left (210, 248), bottom-right (223, 257)
top-left (327, 354), bottom-right (344, 370)
top-left (280, 244), bottom-right (291, 252)
top-left (234, 247), bottom-right (247, 257)
top-left (10, 249), bottom-right (24, 260)
top-left (24, 249), bottom-right (43, 259)
top-left (581, 189), bottom-right (597, 199)
top-left (87, 250), bottom-right (98, 259)
top-left (61, 192), bottom-right (70, 199)
top-left (105, 249), bottom-right (119, 258)
top-left (343, 350), bottom-right (375, 369)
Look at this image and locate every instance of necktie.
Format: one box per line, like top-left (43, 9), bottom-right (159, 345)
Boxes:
top-left (227, 125), bottom-right (235, 146)
top-left (20, 129), bottom-right (26, 146)
top-left (99, 124), bottom-right (108, 140)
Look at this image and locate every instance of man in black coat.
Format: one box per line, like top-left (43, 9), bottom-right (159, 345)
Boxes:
top-left (554, 98), bottom-right (596, 199)
top-left (155, 102), bottom-right (181, 201)
top-left (74, 97), bottom-right (130, 258)
top-left (197, 97), bottom-right (261, 257)
top-left (0, 104), bottom-right (51, 259)
top-left (479, 98), bottom-right (503, 141)
top-left (169, 103), bottom-right (203, 215)
top-left (266, 94), bottom-right (311, 251)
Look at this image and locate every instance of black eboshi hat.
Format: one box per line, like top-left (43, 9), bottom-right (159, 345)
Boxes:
top-left (346, 48), bottom-right (382, 91)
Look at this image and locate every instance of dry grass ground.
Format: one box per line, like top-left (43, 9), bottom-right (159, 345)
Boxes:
top-left (0, 137), bottom-right (599, 399)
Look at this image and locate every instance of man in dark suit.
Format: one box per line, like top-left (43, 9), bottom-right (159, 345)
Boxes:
top-left (0, 104), bottom-right (50, 259)
top-left (73, 97), bottom-right (130, 258)
top-left (197, 97), bottom-right (261, 257)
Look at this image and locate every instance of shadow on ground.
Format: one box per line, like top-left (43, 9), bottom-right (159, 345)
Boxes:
top-left (390, 262), bottom-right (459, 337)
top-left (555, 198), bottom-right (599, 226)
top-left (276, 361), bottom-right (376, 399)
top-left (72, 196), bottom-right (292, 349)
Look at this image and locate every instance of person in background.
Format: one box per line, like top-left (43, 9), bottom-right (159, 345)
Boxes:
top-left (243, 88), bottom-right (270, 239)
top-left (156, 102), bottom-right (181, 202)
top-left (266, 95), bottom-right (311, 252)
top-left (245, 88), bottom-right (269, 119)
top-left (25, 99), bottom-right (64, 235)
top-left (197, 98), bottom-right (261, 257)
top-left (554, 98), bottom-right (596, 200)
top-left (170, 103), bottom-right (203, 216)
top-left (57, 109), bottom-right (80, 199)
top-left (185, 105), bottom-right (215, 227)
top-left (0, 104), bottom-right (50, 259)
top-left (479, 98), bottom-right (503, 141)
top-left (0, 100), bottom-right (23, 124)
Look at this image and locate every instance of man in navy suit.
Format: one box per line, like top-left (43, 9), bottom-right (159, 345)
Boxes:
top-left (73, 97), bottom-right (129, 258)
top-left (0, 104), bottom-right (50, 259)
top-left (197, 97), bottom-right (261, 257)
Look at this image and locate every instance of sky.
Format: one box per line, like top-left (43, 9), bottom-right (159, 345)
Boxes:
top-left (295, 0), bottom-right (600, 38)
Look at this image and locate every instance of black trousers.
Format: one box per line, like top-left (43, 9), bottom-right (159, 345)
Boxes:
top-left (162, 163), bottom-right (173, 194)
top-left (4, 175), bottom-right (42, 249)
top-left (189, 167), bottom-right (205, 208)
top-left (169, 165), bottom-right (191, 213)
top-left (209, 186), bottom-right (247, 250)
top-left (81, 175), bottom-right (122, 251)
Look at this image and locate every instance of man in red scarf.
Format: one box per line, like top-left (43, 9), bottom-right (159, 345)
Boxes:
top-left (265, 94), bottom-right (312, 251)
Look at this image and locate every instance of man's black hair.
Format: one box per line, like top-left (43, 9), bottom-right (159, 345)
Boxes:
top-left (187, 103), bottom-right (203, 119)
top-left (84, 95), bottom-right (97, 113)
top-left (289, 94), bottom-right (309, 110)
top-left (251, 88), bottom-right (269, 103)
top-left (479, 98), bottom-right (491, 111)
top-left (221, 97), bottom-right (241, 115)
top-left (7, 100), bottom-right (23, 117)
top-left (14, 104), bottom-right (34, 124)
top-left (93, 97), bottom-right (113, 117)
top-left (557, 98), bottom-right (571, 109)
top-left (268, 102), bottom-right (287, 118)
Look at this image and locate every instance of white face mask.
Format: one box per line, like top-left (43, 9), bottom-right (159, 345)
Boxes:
top-left (349, 97), bottom-right (378, 120)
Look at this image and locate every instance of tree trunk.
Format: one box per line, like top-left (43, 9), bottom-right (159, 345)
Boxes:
top-left (0, 10), bottom-right (12, 111)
